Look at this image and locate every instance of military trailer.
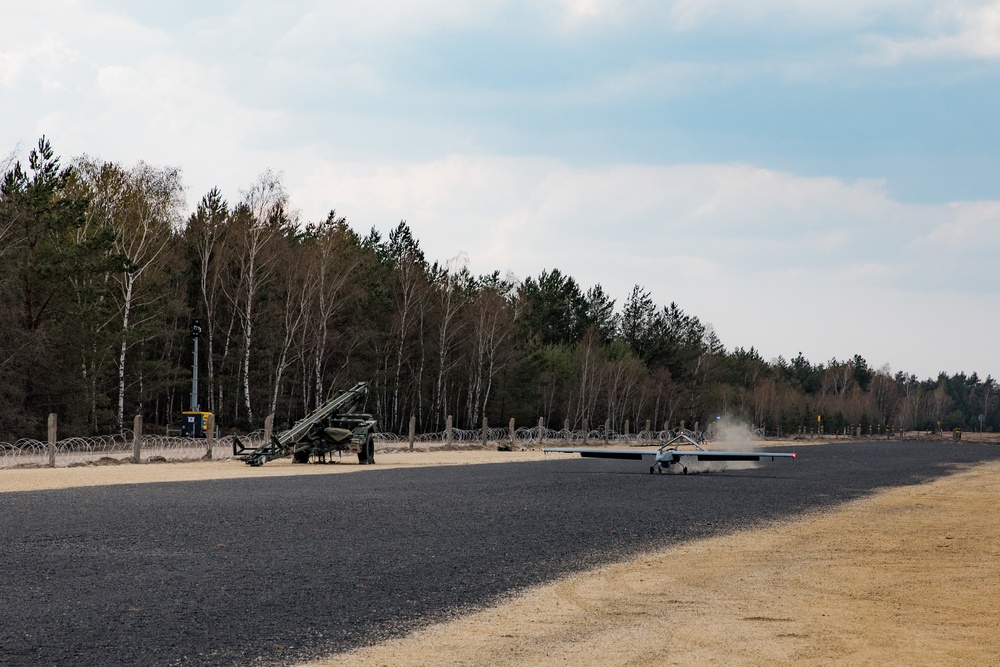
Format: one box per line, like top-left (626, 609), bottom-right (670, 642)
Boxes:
top-left (233, 381), bottom-right (378, 466)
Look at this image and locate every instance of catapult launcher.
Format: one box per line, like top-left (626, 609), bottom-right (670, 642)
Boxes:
top-left (233, 381), bottom-right (378, 467)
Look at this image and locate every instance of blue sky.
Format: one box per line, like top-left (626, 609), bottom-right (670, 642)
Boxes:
top-left (3, 0), bottom-right (1000, 379)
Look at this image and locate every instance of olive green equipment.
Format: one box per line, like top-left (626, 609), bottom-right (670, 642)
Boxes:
top-left (233, 382), bottom-right (377, 466)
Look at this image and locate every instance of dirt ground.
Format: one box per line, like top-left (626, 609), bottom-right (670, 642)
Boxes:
top-left (4, 444), bottom-right (999, 666)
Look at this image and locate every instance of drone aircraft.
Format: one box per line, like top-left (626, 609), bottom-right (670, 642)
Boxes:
top-left (544, 432), bottom-right (796, 475)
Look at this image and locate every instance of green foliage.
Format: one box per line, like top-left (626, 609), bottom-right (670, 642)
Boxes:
top-left (519, 269), bottom-right (588, 346)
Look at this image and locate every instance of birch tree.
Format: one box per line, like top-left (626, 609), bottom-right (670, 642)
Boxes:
top-left (430, 258), bottom-right (471, 429)
top-left (464, 274), bottom-right (515, 426)
top-left (186, 188), bottom-right (229, 414)
top-left (77, 159), bottom-right (182, 431)
top-left (224, 171), bottom-right (289, 427)
top-left (383, 222), bottom-right (427, 432)
top-left (302, 211), bottom-right (362, 407)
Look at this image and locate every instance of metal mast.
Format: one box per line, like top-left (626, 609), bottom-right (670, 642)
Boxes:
top-left (190, 318), bottom-right (202, 411)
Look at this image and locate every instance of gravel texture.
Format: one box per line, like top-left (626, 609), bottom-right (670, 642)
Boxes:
top-left (2, 441), bottom-right (998, 666)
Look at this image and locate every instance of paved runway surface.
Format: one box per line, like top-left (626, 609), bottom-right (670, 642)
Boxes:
top-left (3, 441), bottom-right (999, 666)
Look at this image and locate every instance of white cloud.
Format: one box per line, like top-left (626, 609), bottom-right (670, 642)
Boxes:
top-left (285, 152), bottom-right (1000, 378)
top-left (910, 200), bottom-right (1000, 248)
top-left (865, 2), bottom-right (1000, 63)
top-left (289, 154), bottom-right (975, 273)
top-left (3, 0), bottom-right (1000, 381)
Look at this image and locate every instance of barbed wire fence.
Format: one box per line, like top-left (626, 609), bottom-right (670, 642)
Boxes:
top-left (0, 425), bottom-right (727, 469)
top-left (0, 431), bottom-right (268, 469)
top-left (373, 426), bottom-right (711, 449)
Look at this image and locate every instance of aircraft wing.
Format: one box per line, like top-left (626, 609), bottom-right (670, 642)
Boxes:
top-left (542, 447), bottom-right (659, 460)
top-left (666, 450), bottom-right (796, 462)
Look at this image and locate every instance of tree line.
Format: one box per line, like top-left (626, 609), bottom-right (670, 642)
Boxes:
top-left (1, 138), bottom-right (995, 440)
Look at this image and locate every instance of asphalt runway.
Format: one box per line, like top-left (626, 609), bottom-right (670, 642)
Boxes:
top-left (2, 441), bottom-right (999, 666)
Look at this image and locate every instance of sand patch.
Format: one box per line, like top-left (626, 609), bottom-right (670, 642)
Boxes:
top-left (303, 460), bottom-right (1000, 667)
top-left (0, 448), bottom-right (564, 493)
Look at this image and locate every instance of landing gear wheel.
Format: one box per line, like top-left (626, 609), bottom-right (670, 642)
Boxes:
top-left (682, 466), bottom-right (688, 475)
top-left (650, 465), bottom-right (655, 474)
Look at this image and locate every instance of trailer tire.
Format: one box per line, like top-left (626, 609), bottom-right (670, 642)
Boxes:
top-left (357, 433), bottom-right (375, 464)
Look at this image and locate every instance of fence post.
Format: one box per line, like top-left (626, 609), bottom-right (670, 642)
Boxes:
top-left (446, 415), bottom-right (453, 446)
top-left (624, 420), bottom-right (630, 437)
top-left (563, 418), bottom-right (569, 440)
top-left (409, 415), bottom-right (416, 451)
top-left (645, 419), bottom-right (650, 435)
top-left (264, 414), bottom-right (274, 442)
top-left (133, 414), bottom-right (143, 463)
top-left (205, 413), bottom-right (215, 459)
top-left (509, 417), bottom-right (515, 445)
top-left (538, 417), bottom-right (544, 443)
top-left (482, 417), bottom-right (488, 447)
top-left (604, 419), bottom-right (609, 445)
top-left (583, 418), bottom-right (588, 444)
top-left (47, 413), bottom-right (57, 467)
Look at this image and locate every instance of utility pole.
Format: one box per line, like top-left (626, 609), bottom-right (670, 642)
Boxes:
top-left (190, 318), bottom-right (202, 411)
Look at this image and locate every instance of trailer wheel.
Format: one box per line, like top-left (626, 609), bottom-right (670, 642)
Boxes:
top-left (357, 433), bottom-right (374, 464)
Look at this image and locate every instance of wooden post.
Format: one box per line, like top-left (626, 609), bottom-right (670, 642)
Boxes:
top-left (538, 417), bottom-right (544, 443)
top-left (481, 417), bottom-right (488, 446)
top-left (133, 414), bottom-right (143, 463)
top-left (509, 417), bottom-right (515, 445)
top-left (563, 418), bottom-right (569, 440)
top-left (205, 413), bottom-right (215, 459)
top-left (645, 419), bottom-right (650, 435)
top-left (47, 413), bottom-right (57, 468)
top-left (604, 419), bottom-right (609, 445)
top-left (681, 420), bottom-right (686, 432)
top-left (583, 418), bottom-right (588, 444)
top-left (624, 419), bottom-right (630, 436)
top-left (264, 414), bottom-right (274, 442)
top-left (446, 415), bottom-right (453, 446)
top-left (409, 415), bottom-right (416, 451)
top-left (663, 421), bottom-right (668, 434)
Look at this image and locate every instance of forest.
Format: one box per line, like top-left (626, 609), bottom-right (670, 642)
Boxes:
top-left (1, 137), bottom-right (995, 441)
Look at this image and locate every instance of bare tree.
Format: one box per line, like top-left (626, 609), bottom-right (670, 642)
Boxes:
top-left (224, 170), bottom-right (289, 427)
top-left (383, 222), bottom-right (427, 432)
top-left (187, 188), bottom-right (229, 414)
top-left (268, 237), bottom-right (312, 418)
top-left (430, 258), bottom-right (470, 428)
top-left (465, 277), bottom-right (516, 426)
top-left (77, 159), bottom-right (182, 431)
top-left (304, 212), bottom-right (361, 407)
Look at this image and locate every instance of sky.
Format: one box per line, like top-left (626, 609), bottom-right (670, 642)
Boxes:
top-left (2, 0), bottom-right (1000, 380)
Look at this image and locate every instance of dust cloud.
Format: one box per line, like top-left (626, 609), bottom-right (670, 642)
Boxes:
top-left (710, 417), bottom-right (761, 451)
top-left (676, 417), bottom-right (762, 473)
